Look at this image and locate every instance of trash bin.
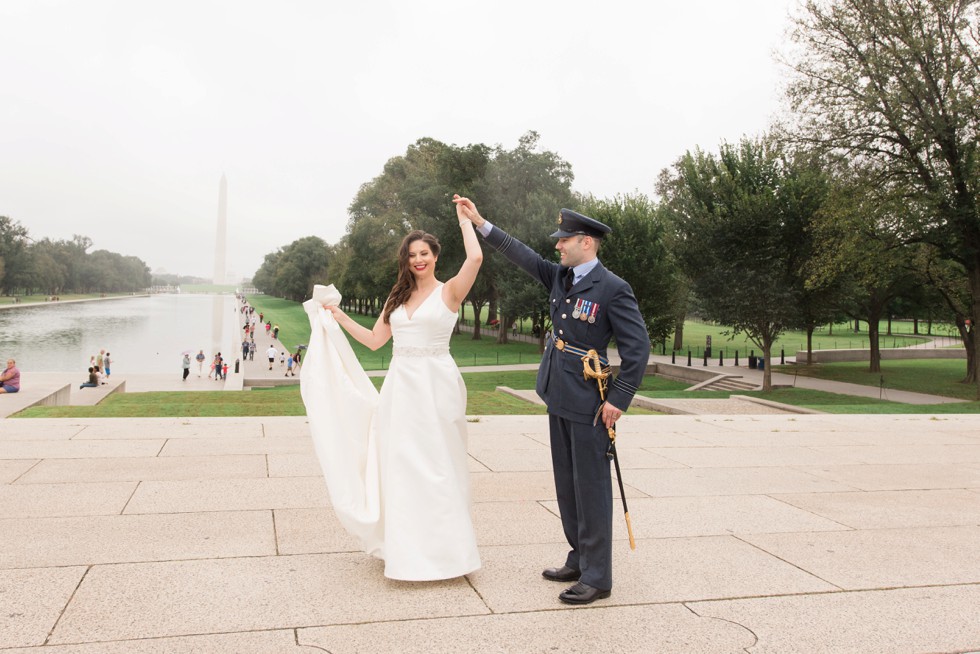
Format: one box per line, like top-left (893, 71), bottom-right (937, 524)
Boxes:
top-left (757, 357), bottom-right (765, 371)
top-left (748, 355), bottom-right (757, 369)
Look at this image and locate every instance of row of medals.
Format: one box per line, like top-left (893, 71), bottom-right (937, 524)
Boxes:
top-left (571, 298), bottom-right (597, 324)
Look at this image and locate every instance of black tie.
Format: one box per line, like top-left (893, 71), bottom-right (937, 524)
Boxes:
top-left (564, 267), bottom-right (575, 292)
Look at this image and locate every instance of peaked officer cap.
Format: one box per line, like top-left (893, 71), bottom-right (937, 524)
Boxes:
top-left (550, 209), bottom-right (612, 239)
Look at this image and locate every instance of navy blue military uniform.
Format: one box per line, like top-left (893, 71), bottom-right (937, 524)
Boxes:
top-left (480, 210), bottom-right (650, 592)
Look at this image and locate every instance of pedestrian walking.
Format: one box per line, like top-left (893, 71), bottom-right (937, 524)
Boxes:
top-left (182, 354), bottom-right (191, 381)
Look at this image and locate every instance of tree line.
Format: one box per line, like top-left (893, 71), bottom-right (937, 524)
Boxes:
top-left (0, 218), bottom-right (152, 295)
top-left (253, 0), bottom-right (980, 395)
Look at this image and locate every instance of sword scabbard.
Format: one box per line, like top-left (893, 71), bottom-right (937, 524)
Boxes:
top-left (625, 511), bottom-right (636, 550)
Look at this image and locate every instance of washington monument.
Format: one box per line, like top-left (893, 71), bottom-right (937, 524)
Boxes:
top-left (213, 174), bottom-right (227, 285)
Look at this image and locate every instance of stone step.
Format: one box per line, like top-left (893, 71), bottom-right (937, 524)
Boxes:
top-left (699, 378), bottom-right (760, 392)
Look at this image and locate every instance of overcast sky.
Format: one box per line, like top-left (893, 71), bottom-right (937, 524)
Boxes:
top-left (0, 0), bottom-right (797, 281)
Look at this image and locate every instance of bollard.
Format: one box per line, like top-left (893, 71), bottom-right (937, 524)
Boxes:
top-left (671, 351), bottom-right (676, 364)
top-left (687, 351), bottom-right (692, 366)
top-left (780, 349), bottom-right (785, 364)
top-left (234, 359), bottom-right (240, 373)
top-left (719, 352), bottom-right (724, 366)
top-left (735, 351), bottom-right (739, 367)
top-left (703, 352), bottom-right (708, 366)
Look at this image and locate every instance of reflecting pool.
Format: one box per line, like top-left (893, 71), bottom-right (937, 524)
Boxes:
top-left (0, 294), bottom-right (239, 374)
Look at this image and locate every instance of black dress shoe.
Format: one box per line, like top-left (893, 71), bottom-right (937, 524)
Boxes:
top-left (559, 582), bottom-right (611, 605)
top-left (542, 565), bottom-right (580, 582)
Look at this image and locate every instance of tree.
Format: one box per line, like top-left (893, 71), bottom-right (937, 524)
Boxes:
top-left (275, 236), bottom-right (331, 302)
top-left (344, 137), bottom-right (489, 323)
top-left (252, 250), bottom-right (282, 297)
top-left (777, 150), bottom-right (852, 364)
top-left (809, 171), bottom-right (919, 371)
top-left (250, 237), bottom-right (330, 302)
top-left (577, 193), bottom-right (678, 348)
top-left (0, 216), bottom-right (31, 295)
top-left (659, 138), bottom-right (819, 390)
top-left (784, 0), bottom-right (980, 391)
top-left (481, 132), bottom-right (575, 347)
top-left (30, 238), bottom-right (68, 294)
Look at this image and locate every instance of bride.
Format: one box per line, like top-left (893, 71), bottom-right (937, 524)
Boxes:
top-left (305, 194), bottom-right (483, 581)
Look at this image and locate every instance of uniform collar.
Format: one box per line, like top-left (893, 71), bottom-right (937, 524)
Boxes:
top-left (570, 258), bottom-right (600, 282)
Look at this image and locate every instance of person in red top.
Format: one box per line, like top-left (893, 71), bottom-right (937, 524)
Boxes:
top-left (0, 358), bottom-right (21, 394)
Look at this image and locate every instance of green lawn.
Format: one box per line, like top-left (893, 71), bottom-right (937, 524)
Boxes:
top-left (245, 294), bottom-right (963, 363)
top-left (19, 366), bottom-right (980, 418)
top-left (773, 359), bottom-right (979, 402)
top-left (245, 294), bottom-right (543, 370)
top-left (17, 373), bottom-right (549, 418)
top-left (244, 295), bottom-right (312, 353)
top-left (669, 320), bottom-right (948, 358)
top-left (456, 307), bottom-right (960, 356)
top-left (37, 293), bottom-right (963, 419)
top-left (16, 386), bottom-right (307, 418)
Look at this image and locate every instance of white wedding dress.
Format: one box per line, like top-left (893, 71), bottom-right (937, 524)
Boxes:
top-left (301, 284), bottom-right (480, 581)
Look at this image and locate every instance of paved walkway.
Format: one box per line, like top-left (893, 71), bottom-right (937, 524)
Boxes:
top-left (1, 413), bottom-right (979, 652)
top-left (665, 355), bottom-right (967, 405)
top-left (3, 317), bottom-right (980, 651)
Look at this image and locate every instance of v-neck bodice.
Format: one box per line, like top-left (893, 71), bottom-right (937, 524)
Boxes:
top-left (389, 283), bottom-right (456, 351)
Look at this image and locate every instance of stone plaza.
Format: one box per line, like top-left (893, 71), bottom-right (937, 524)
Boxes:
top-left (2, 409), bottom-right (980, 653)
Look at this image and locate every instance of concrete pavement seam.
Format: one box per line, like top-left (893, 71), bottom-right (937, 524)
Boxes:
top-left (43, 564), bottom-right (92, 647)
top-left (681, 602), bottom-right (759, 653)
top-left (731, 534), bottom-right (845, 592)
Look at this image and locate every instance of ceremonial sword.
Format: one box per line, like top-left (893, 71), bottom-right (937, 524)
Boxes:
top-left (582, 350), bottom-right (636, 550)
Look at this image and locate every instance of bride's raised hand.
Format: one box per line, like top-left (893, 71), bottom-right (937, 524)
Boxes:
top-left (453, 194), bottom-right (482, 225)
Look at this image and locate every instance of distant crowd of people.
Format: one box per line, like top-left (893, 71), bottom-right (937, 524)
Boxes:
top-left (0, 295), bottom-right (305, 398)
top-left (80, 349), bottom-right (111, 389)
top-left (177, 295), bottom-right (302, 383)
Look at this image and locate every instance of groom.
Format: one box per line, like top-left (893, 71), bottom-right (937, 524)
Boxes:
top-left (454, 196), bottom-right (650, 605)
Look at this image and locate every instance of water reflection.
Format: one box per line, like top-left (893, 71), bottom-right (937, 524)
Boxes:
top-left (0, 295), bottom-right (237, 374)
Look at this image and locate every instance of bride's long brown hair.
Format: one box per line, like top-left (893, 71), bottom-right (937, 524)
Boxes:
top-left (381, 230), bottom-right (441, 324)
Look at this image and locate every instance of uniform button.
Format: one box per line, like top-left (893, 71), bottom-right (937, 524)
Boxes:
top-left (566, 299), bottom-right (571, 304)
top-left (558, 329), bottom-right (564, 335)
top-left (561, 314), bottom-right (567, 319)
